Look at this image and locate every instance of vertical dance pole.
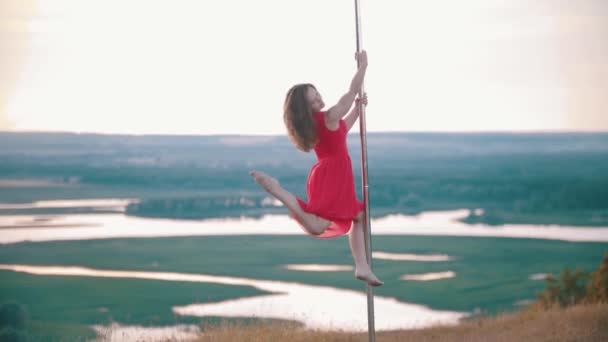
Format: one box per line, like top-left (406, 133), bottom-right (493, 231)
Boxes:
top-left (354, 0), bottom-right (376, 341)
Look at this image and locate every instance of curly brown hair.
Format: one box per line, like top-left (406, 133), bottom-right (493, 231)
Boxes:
top-left (283, 83), bottom-right (318, 152)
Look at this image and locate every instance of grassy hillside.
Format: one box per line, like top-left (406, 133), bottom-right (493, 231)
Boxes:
top-left (198, 303), bottom-right (608, 342)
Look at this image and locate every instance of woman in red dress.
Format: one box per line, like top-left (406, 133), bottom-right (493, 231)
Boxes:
top-left (250, 51), bottom-right (383, 286)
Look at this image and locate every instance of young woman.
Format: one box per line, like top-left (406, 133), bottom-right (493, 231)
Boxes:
top-left (250, 50), bottom-right (383, 286)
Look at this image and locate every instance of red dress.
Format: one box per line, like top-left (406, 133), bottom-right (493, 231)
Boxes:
top-left (294, 111), bottom-right (365, 238)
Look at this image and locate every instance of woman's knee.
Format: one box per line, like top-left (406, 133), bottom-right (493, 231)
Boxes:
top-left (309, 222), bottom-right (329, 236)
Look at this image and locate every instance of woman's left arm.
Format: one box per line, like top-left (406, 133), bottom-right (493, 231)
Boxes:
top-left (327, 51), bottom-right (368, 126)
top-left (344, 93), bottom-right (367, 132)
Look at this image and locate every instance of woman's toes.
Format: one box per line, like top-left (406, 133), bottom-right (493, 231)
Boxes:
top-left (355, 268), bottom-right (384, 287)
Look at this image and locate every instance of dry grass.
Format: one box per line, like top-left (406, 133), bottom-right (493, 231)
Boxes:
top-left (196, 303), bottom-right (608, 342)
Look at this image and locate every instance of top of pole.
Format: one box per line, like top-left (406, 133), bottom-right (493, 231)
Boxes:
top-left (355, 0), bottom-right (362, 55)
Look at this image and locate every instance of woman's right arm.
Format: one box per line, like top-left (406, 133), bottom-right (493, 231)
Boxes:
top-left (344, 93), bottom-right (367, 132)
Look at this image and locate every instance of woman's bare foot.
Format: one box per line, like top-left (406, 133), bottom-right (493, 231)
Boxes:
top-left (249, 170), bottom-right (282, 196)
top-left (355, 267), bottom-right (384, 287)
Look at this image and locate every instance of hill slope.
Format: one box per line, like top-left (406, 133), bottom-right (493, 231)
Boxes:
top-left (199, 303), bottom-right (608, 342)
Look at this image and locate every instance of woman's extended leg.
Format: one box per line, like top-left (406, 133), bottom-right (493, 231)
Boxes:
top-left (349, 211), bottom-right (384, 286)
top-left (250, 170), bottom-right (330, 236)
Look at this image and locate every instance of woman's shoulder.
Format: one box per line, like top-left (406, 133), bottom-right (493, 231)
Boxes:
top-left (315, 111), bottom-right (341, 132)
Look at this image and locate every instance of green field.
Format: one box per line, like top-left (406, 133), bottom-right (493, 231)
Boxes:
top-left (1, 235), bottom-right (606, 339)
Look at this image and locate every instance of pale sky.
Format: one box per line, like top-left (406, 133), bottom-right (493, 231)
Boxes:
top-left (1, 0), bottom-right (607, 135)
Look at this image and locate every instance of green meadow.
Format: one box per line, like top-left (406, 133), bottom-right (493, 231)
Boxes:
top-left (1, 235), bottom-right (606, 339)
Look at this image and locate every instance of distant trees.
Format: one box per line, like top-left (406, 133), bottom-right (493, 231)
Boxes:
top-left (535, 252), bottom-right (608, 308)
top-left (535, 268), bottom-right (590, 307)
top-left (586, 252), bottom-right (608, 303)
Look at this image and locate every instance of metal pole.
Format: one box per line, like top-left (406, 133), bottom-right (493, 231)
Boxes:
top-left (354, 1), bottom-right (376, 341)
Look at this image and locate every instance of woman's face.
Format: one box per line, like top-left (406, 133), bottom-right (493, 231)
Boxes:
top-left (306, 86), bottom-right (325, 112)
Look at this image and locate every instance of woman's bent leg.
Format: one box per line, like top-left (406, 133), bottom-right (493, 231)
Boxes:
top-left (250, 170), bottom-right (330, 236)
